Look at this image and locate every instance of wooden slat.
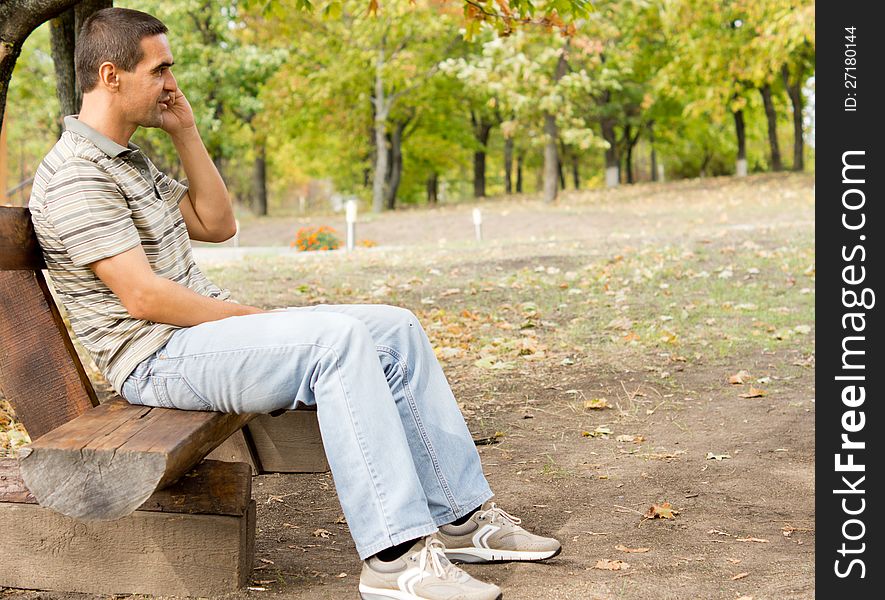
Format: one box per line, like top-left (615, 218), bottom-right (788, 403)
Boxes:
top-left (0, 269), bottom-right (98, 439)
top-left (0, 502), bottom-right (255, 596)
top-left (207, 428), bottom-right (260, 475)
top-left (247, 410), bottom-right (329, 473)
top-left (18, 399), bottom-right (256, 520)
top-left (1, 457), bottom-right (251, 518)
top-left (0, 207), bottom-right (44, 270)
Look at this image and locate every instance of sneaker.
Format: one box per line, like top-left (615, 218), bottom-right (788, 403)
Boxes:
top-left (437, 502), bottom-right (562, 563)
top-left (359, 536), bottom-right (503, 600)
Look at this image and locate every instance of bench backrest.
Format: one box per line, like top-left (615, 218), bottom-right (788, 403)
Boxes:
top-left (0, 206), bottom-right (98, 439)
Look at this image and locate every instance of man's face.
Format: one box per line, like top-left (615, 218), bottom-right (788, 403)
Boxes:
top-left (118, 34), bottom-right (177, 128)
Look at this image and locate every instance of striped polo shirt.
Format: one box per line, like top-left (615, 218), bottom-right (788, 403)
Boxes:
top-left (28, 116), bottom-right (231, 394)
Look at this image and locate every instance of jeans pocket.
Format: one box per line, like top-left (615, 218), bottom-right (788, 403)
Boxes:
top-left (154, 375), bottom-right (213, 411)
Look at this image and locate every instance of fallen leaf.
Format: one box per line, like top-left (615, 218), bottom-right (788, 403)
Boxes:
top-left (313, 528), bottom-right (333, 539)
top-left (728, 370), bottom-right (751, 384)
top-left (615, 544), bottom-right (650, 553)
top-left (584, 398), bottom-right (611, 410)
top-left (738, 387), bottom-right (767, 398)
top-left (336, 573), bottom-right (348, 578)
top-left (645, 502), bottom-right (679, 519)
top-left (730, 572), bottom-right (750, 581)
top-left (706, 452), bottom-right (732, 461)
top-left (583, 426), bottom-right (613, 438)
top-left (616, 434), bottom-right (645, 443)
top-left (594, 559), bottom-right (630, 570)
top-left (726, 558), bottom-right (742, 564)
top-left (736, 596), bottom-right (754, 600)
top-left (736, 537), bottom-right (769, 543)
top-left (258, 558), bottom-right (275, 565)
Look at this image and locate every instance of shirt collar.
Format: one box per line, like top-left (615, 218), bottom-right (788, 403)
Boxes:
top-left (63, 115), bottom-right (141, 158)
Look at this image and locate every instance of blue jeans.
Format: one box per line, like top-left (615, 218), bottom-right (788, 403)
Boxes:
top-left (121, 304), bottom-right (493, 558)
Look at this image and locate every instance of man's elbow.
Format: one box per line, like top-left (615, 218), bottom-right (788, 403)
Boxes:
top-left (214, 221), bottom-right (238, 243)
top-left (123, 279), bottom-right (161, 321)
top-left (204, 218), bottom-right (238, 243)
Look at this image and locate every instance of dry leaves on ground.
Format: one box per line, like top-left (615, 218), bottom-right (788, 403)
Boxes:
top-left (645, 502), bottom-right (679, 520)
top-left (738, 387), bottom-right (767, 398)
top-left (728, 370), bottom-right (751, 384)
top-left (584, 398), bottom-right (611, 410)
top-left (615, 545), bottom-right (650, 553)
top-left (594, 559), bottom-right (630, 570)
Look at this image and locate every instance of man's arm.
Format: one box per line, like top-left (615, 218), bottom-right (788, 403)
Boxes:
top-left (162, 88), bottom-right (237, 243)
top-left (90, 245), bottom-right (263, 326)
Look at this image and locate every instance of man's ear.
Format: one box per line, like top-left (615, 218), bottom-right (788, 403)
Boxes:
top-left (97, 61), bottom-right (119, 91)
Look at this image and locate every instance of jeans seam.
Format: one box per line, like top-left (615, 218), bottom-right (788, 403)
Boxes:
top-left (157, 342), bottom-right (335, 361)
top-left (325, 344), bottom-right (396, 542)
top-left (376, 344), bottom-right (460, 514)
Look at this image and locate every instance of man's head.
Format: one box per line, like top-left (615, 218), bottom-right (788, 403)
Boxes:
top-left (75, 8), bottom-right (176, 128)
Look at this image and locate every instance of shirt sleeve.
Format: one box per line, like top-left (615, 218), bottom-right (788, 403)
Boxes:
top-left (43, 160), bottom-right (142, 267)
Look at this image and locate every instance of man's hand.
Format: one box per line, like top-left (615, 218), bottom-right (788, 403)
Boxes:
top-left (159, 87), bottom-right (197, 136)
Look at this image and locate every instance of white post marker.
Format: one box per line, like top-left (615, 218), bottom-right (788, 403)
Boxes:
top-left (472, 208), bottom-right (483, 242)
top-left (345, 199), bottom-right (358, 252)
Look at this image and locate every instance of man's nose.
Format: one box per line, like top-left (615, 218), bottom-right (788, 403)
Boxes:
top-left (164, 70), bottom-right (177, 90)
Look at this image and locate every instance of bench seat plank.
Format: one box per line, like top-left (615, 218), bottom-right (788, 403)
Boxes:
top-left (18, 398), bottom-right (255, 521)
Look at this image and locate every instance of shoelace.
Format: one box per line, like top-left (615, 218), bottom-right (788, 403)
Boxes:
top-left (478, 502), bottom-right (522, 526)
top-left (417, 538), bottom-right (460, 580)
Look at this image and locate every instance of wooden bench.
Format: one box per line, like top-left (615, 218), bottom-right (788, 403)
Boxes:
top-left (0, 206), bottom-right (328, 595)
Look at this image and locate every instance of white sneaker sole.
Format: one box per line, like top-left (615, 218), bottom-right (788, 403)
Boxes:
top-left (359, 583), bottom-right (502, 600)
top-left (443, 546), bottom-right (561, 563)
top-left (359, 583), bottom-right (424, 600)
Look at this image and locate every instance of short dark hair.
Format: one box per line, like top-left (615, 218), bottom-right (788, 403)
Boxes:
top-left (75, 8), bottom-right (168, 93)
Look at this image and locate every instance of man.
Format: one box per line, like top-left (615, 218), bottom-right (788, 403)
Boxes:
top-left (29, 8), bottom-right (560, 600)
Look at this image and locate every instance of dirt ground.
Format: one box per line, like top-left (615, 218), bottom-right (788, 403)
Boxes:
top-left (1, 173), bottom-right (815, 600)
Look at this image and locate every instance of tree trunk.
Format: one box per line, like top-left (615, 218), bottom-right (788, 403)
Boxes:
top-left (252, 143), bottom-right (267, 216)
top-left (571, 153), bottom-right (580, 190)
top-left (49, 1), bottom-right (112, 127)
top-left (623, 124), bottom-right (640, 184)
top-left (649, 120), bottom-right (658, 182)
top-left (1, 0), bottom-right (83, 128)
top-left (601, 113), bottom-right (618, 187)
top-left (782, 64), bottom-right (804, 171)
top-left (503, 136), bottom-right (513, 194)
top-left (557, 145), bottom-right (566, 190)
top-left (384, 120), bottom-right (405, 210)
top-left (516, 152), bottom-right (524, 193)
top-left (542, 114), bottom-right (559, 203)
top-left (372, 42), bottom-right (389, 213)
top-left (49, 9), bottom-right (77, 126)
top-left (426, 172), bottom-right (438, 204)
top-left (733, 108), bottom-right (747, 176)
top-left (760, 83), bottom-right (783, 171)
top-left (471, 110), bottom-right (493, 199)
top-left (543, 40), bottom-right (569, 203)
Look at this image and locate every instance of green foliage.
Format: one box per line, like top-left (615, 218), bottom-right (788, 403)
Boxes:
top-left (4, 0), bottom-right (814, 211)
top-left (5, 23), bottom-right (59, 201)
